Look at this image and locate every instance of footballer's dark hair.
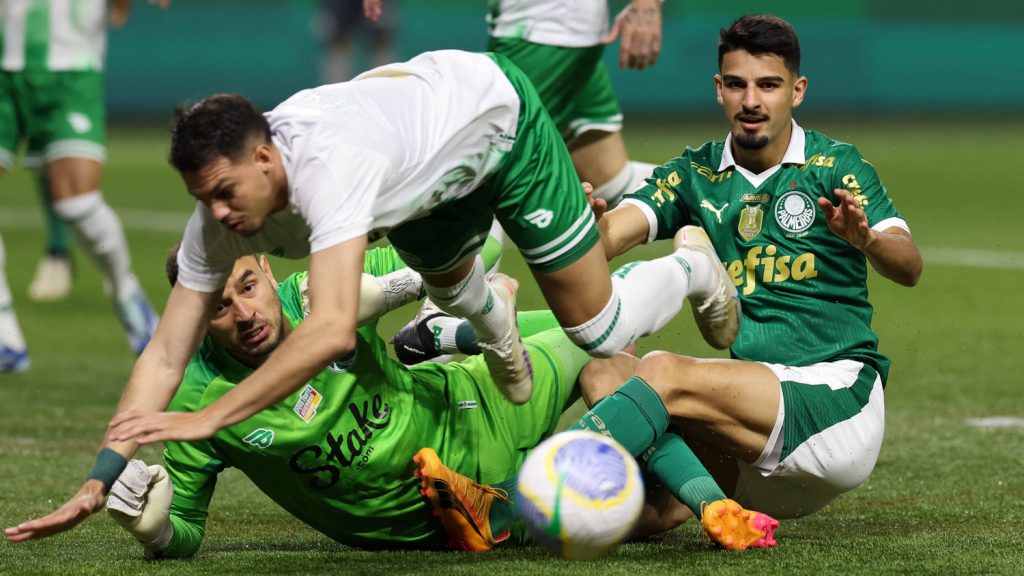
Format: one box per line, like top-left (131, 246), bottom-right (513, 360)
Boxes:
top-left (165, 242), bottom-right (182, 287)
top-left (718, 14), bottom-right (801, 75)
top-left (169, 94), bottom-right (272, 173)
top-left (165, 242), bottom-right (264, 288)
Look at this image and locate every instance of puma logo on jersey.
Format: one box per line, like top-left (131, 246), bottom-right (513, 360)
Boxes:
top-left (700, 199), bottom-right (729, 223)
top-left (524, 209), bottom-right (554, 229)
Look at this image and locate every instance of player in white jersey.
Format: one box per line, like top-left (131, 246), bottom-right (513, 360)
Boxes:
top-left (3, 49), bottom-right (744, 543)
top-left (0, 0), bottom-right (161, 369)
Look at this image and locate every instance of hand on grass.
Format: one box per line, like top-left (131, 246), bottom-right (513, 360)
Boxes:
top-left (4, 480), bottom-right (106, 542)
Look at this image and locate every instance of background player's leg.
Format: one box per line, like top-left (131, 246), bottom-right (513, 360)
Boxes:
top-left (0, 233), bottom-right (29, 372)
top-left (569, 131), bottom-right (657, 207)
top-left (28, 170), bottom-right (73, 301)
top-left (47, 157), bottom-right (158, 354)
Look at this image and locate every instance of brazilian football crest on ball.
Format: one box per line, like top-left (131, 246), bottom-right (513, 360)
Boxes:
top-left (517, 430), bottom-right (644, 560)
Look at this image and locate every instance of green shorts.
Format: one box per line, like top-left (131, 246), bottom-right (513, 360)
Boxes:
top-left (488, 37), bottom-right (623, 142)
top-left (388, 53), bottom-right (599, 274)
top-left (0, 70), bottom-right (106, 170)
top-left (412, 326), bottom-right (590, 486)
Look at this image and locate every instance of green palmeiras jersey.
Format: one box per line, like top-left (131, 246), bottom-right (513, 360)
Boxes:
top-left (620, 122), bottom-right (909, 382)
top-left (160, 247), bottom-right (453, 555)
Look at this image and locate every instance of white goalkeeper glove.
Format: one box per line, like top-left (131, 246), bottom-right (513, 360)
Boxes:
top-left (106, 459), bottom-right (174, 557)
top-left (301, 268), bottom-right (423, 326)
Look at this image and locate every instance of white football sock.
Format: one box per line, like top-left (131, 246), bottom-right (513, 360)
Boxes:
top-left (424, 256), bottom-right (509, 343)
top-left (53, 191), bottom-right (139, 302)
top-left (590, 161), bottom-right (660, 208)
top-left (628, 161), bottom-right (659, 191)
top-left (0, 235), bottom-right (26, 349)
top-left (609, 248), bottom-right (716, 340)
top-left (564, 291), bottom-right (635, 358)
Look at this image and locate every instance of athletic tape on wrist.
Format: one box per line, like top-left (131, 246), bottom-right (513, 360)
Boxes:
top-left (86, 448), bottom-right (129, 492)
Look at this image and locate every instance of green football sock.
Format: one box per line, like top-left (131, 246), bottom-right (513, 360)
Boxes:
top-left (36, 174), bottom-right (71, 255)
top-left (448, 310), bottom-right (562, 355)
top-left (569, 376), bottom-right (670, 457)
top-left (487, 478), bottom-right (519, 536)
top-left (645, 433), bottom-right (727, 518)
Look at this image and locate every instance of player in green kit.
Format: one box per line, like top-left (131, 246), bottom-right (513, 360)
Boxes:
top-left (554, 14), bottom-right (922, 546)
top-left (0, 0), bottom-right (161, 368)
top-left (97, 244), bottom-right (615, 555)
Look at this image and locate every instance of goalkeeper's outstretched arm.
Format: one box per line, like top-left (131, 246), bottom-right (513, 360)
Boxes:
top-left (4, 283), bottom-right (218, 543)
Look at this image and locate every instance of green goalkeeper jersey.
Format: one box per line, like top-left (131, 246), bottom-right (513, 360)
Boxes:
top-left (160, 248), bottom-right (462, 554)
top-left (621, 123), bottom-right (908, 382)
top-left (0, 0), bottom-right (107, 72)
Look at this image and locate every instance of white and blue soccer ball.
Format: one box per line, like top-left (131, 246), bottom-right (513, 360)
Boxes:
top-left (517, 430), bottom-right (644, 560)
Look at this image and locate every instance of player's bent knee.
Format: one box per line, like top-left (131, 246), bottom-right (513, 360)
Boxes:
top-left (578, 353), bottom-right (639, 407)
top-left (635, 352), bottom-right (702, 408)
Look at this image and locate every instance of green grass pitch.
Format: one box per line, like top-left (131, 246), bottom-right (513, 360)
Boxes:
top-left (0, 119), bottom-right (1022, 574)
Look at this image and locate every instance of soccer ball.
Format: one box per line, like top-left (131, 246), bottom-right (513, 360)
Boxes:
top-left (517, 430), bottom-right (644, 560)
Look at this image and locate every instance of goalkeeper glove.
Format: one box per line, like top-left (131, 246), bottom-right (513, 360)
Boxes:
top-left (106, 459), bottom-right (174, 557)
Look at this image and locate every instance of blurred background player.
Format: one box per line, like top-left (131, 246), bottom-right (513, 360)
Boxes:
top-left (0, 0), bottom-right (161, 368)
top-left (364, 0), bottom-right (662, 208)
top-left (317, 0), bottom-right (397, 83)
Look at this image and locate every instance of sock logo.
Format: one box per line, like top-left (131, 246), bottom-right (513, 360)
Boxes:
top-left (432, 325), bottom-right (442, 352)
top-left (481, 291), bottom-right (494, 314)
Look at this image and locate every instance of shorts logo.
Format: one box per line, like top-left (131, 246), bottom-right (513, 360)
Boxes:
top-left (67, 112), bottom-right (92, 134)
top-left (294, 385), bottom-right (323, 423)
top-left (524, 209), bottom-right (554, 229)
top-left (457, 400), bottom-right (478, 410)
top-left (774, 191), bottom-right (815, 235)
top-left (242, 428), bottom-right (275, 449)
top-left (738, 205), bottom-right (764, 241)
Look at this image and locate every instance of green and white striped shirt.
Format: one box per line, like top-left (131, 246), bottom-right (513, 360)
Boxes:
top-left (1, 0), bottom-right (106, 72)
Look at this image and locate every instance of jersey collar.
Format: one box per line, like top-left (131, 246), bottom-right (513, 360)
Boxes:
top-left (718, 119), bottom-right (806, 188)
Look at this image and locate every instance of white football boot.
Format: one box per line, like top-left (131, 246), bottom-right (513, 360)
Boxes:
top-left (478, 273), bottom-right (533, 405)
top-left (673, 226), bottom-right (741, 349)
top-left (28, 254), bottom-right (73, 302)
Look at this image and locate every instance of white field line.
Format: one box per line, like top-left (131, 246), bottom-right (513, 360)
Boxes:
top-left (1, 206), bottom-right (1023, 270)
top-left (0, 207), bottom-right (188, 233)
top-left (966, 417), bottom-right (1024, 429)
top-left (921, 247), bottom-right (1024, 270)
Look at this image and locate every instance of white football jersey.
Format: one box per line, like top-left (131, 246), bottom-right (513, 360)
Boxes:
top-left (488, 0), bottom-right (609, 47)
top-left (176, 50), bottom-right (521, 292)
top-left (1, 0), bottom-right (107, 72)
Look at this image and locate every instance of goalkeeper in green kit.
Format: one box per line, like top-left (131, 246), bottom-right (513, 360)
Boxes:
top-left (102, 242), bottom-right (623, 555)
